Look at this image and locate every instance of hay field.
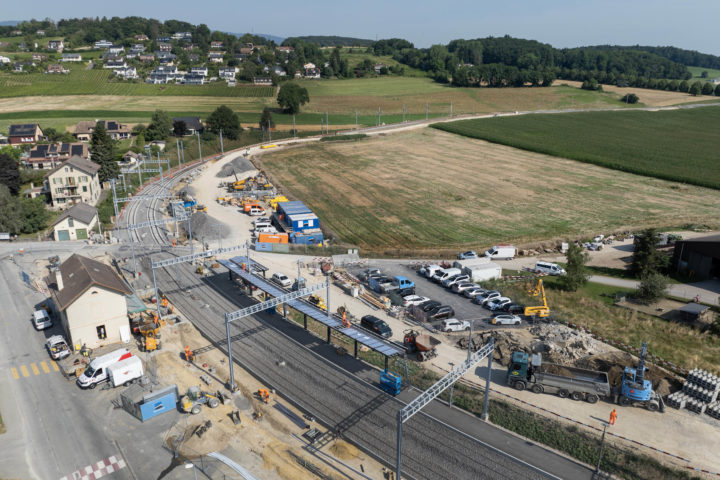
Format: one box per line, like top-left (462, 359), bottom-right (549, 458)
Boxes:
top-left (260, 129), bottom-right (720, 254)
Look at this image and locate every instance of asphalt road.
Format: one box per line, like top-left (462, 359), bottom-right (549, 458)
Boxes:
top-left (121, 169), bottom-right (594, 479)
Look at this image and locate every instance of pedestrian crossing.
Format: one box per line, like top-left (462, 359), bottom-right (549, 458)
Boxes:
top-left (10, 360), bottom-right (59, 379)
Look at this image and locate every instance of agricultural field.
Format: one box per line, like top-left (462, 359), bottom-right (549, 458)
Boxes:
top-left (259, 128), bottom-right (720, 255)
top-left (433, 106), bottom-right (720, 189)
top-left (686, 66), bottom-right (720, 79)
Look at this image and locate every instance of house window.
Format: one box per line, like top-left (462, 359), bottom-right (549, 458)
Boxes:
top-left (64, 167), bottom-right (68, 172)
top-left (96, 325), bottom-right (106, 340)
top-left (83, 186), bottom-right (87, 192)
top-left (68, 218), bottom-right (74, 227)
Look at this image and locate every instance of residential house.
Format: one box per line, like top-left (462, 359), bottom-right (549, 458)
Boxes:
top-left (8, 124), bottom-right (44, 145)
top-left (36, 30), bottom-right (46, 36)
top-left (303, 62), bottom-right (316, 70)
top-left (272, 65), bottom-right (286, 76)
top-left (104, 59), bottom-right (127, 69)
top-left (147, 65), bottom-right (178, 84)
top-left (11, 30), bottom-right (22, 36)
top-left (208, 51), bottom-right (224, 63)
top-left (253, 76), bottom-right (273, 85)
top-left (25, 142), bottom-right (89, 170)
top-left (129, 44), bottom-right (146, 54)
top-left (188, 54), bottom-right (200, 62)
top-left (182, 73), bottom-right (205, 85)
top-left (304, 67), bottom-right (321, 79)
top-left (374, 63), bottom-right (388, 74)
top-left (44, 156), bottom-right (101, 209)
top-left (0, 134), bottom-right (8, 144)
top-left (210, 41), bottom-right (224, 49)
top-left (172, 32), bottom-right (193, 42)
top-left (219, 66), bottom-right (238, 80)
top-left (190, 65), bottom-right (208, 76)
top-left (134, 34), bottom-right (149, 41)
top-left (158, 42), bottom-right (172, 52)
top-left (0, 55), bottom-right (10, 64)
top-left (47, 40), bottom-right (64, 52)
top-left (61, 53), bottom-right (82, 62)
top-left (46, 64), bottom-right (69, 74)
top-left (238, 47), bottom-right (253, 58)
top-left (172, 117), bottom-right (204, 135)
top-left (45, 254), bottom-right (132, 349)
top-left (294, 70), bottom-right (302, 78)
top-left (114, 66), bottom-right (138, 80)
top-left (51, 203), bottom-right (99, 241)
top-left (23, 182), bottom-right (46, 199)
top-left (157, 36), bottom-right (170, 43)
top-left (138, 54), bottom-right (155, 63)
top-left (156, 52), bottom-right (177, 65)
top-left (74, 120), bottom-right (131, 141)
top-left (183, 44), bottom-right (198, 51)
top-left (32, 53), bottom-right (47, 62)
top-left (105, 45), bottom-right (124, 56)
top-left (119, 151), bottom-right (140, 170)
top-left (276, 46), bottom-right (294, 55)
top-left (94, 39), bottom-right (113, 49)
top-left (13, 61), bottom-right (27, 72)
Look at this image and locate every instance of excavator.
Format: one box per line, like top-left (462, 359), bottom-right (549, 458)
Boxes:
top-left (231, 171), bottom-right (246, 191)
top-left (524, 279), bottom-right (550, 318)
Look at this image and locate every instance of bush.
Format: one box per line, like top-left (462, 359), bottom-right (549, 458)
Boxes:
top-left (636, 273), bottom-right (669, 304)
top-left (621, 93), bottom-right (639, 104)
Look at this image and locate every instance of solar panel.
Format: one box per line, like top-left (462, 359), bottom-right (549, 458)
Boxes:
top-left (222, 257), bottom-right (403, 357)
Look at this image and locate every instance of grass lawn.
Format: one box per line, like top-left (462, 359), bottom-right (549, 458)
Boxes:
top-left (432, 106), bottom-right (720, 189)
top-left (686, 66), bottom-right (720, 79)
top-left (260, 128), bottom-right (720, 256)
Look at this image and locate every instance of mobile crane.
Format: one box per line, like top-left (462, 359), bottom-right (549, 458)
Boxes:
top-left (524, 279), bottom-right (550, 318)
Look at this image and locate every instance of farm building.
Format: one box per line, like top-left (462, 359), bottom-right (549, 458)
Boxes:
top-left (672, 234), bottom-right (720, 281)
top-left (45, 254), bottom-right (132, 349)
top-left (51, 202), bottom-right (99, 241)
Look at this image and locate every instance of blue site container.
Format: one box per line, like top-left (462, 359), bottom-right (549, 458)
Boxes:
top-left (286, 213), bottom-right (319, 232)
top-left (380, 370), bottom-right (402, 396)
top-left (290, 231), bottom-right (324, 245)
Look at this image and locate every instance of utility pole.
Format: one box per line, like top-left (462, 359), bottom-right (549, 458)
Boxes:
top-left (596, 424), bottom-right (608, 474)
top-left (355, 109), bottom-right (358, 130)
top-left (450, 101), bottom-right (453, 118)
top-left (268, 120), bottom-right (271, 141)
top-left (426, 102), bottom-right (429, 120)
top-left (320, 118), bottom-right (323, 135)
top-left (402, 104), bottom-right (406, 123)
top-left (292, 115), bottom-right (296, 137)
top-left (220, 128), bottom-right (224, 154)
top-left (325, 111), bottom-right (329, 134)
top-left (196, 131), bottom-right (202, 162)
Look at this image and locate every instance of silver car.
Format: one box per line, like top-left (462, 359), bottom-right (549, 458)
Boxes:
top-left (491, 314), bottom-right (522, 325)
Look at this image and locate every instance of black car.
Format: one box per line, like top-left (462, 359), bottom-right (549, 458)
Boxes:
top-left (419, 300), bottom-right (441, 312)
top-left (502, 303), bottom-right (525, 315)
top-left (426, 305), bottom-right (455, 321)
top-left (360, 315), bottom-right (393, 338)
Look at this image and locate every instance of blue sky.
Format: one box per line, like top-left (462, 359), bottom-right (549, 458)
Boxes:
top-left (3, 0), bottom-right (719, 55)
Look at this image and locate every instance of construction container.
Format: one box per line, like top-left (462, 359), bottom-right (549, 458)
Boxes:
top-left (286, 212), bottom-right (319, 232)
top-left (258, 232), bottom-right (289, 244)
top-left (277, 200), bottom-right (312, 217)
top-left (290, 231), bottom-right (324, 245)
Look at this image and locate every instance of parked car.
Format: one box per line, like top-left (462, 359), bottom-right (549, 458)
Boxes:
top-left (433, 268), bottom-right (461, 284)
top-left (452, 282), bottom-right (476, 294)
top-left (487, 297), bottom-right (512, 311)
top-left (443, 274), bottom-right (470, 288)
top-left (256, 226), bottom-right (278, 234)
top-left (426, 305), bottom-right (455, 321)
top-left (464, 286), bottom-right (487, 298)
top-left (419, 300), bottom-right (442, 312)
top-left (46, 335), bottom-right (70, 360)
top-left (360, 315), bottom-right (392, 338)
top-left (491, 314), bottom-right (522, 325)
top-left (248, 206), bottom-right (265, 216)
top-left (473, 291), bottom-right (501, 305)
top-left (402, 295), bottom-right (430, 307)
top-left (457, 251), bottom-right (478, 260)
top-left (420, 265), bottom-right (442, 279)
top-left (33, 309), bottom-right (52, 330)
top-left (271, 273), bottom-right (292, 288)
top-left (441, 319), bottom-right (471, 332)
top-left (502, 303), bottom-right (526, 315)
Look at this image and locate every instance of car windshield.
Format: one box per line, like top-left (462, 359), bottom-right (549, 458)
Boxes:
top-left (83, 365), bottom-right (96, 377)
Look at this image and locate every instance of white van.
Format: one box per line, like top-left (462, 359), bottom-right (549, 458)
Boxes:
top-left (33, 309), bottom-right (52, 330)
top-left (107, 356), bottom-right (144, 388)
top-left (77, 348), bottom-right (133, 389)
top-left (422, 265), bottom-right (442, 279)
top-left (249, 206), bottom-right (265, 216)
top-left (484, 245), bottom-right (516, 260)
top-left (255, 225), bottom-right (278, 234)
top-left (535, 261), bottom-right (566, 276)
top-left (433, 268), bottom-right (461, 284)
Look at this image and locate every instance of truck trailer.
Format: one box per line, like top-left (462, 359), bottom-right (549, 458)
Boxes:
top-left (507, 352), bottom-right (610, 403)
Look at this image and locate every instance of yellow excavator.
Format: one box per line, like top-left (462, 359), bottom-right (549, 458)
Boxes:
top-left (524, 279), bottom-right (550, 317)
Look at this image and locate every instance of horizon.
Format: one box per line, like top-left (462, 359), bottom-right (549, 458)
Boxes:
top-left (1, 0), bottom-right (719, 56)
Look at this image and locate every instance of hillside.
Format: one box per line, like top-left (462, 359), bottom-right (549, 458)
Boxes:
top-left (286, 36), bottom-right (373, 47)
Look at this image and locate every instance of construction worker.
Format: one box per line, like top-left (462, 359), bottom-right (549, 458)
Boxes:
top-left (342, 311), bottom-right (350, 328)
top-left (609, 408), bottom-right (617, 426)
top-left (162, 296), bottom-right (169, 308)
top-left (185, 345), bottom-right (194, 362)
top-left (258, 388), bottom-right (269, 403)
top-left (172, 238), bottom-right (176, 247)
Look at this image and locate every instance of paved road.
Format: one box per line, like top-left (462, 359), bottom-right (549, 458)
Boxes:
top-left (589, 275), bottom-right (720, 305)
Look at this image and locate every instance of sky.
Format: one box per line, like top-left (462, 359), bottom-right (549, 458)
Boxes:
top-left (3, 0), bottom-right (719, 55)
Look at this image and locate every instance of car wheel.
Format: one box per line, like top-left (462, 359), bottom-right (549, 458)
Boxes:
top-left (558, 389), bottom-right (568, 398)
top-left (89, 382), bottom-right (97, 390)
top-left (514, 321), bottom-right (520, 325)
top-left (571, 391), bottom-right (583, 401)
top-left (586, 394), bottom-right (599, 404)
top-left (531, 384), bottom-right (544, 394)
top-left (465, 327), bottom-right (470, 331)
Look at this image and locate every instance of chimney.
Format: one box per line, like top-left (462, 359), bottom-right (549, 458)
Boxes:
top-left (56, 271), bottom-right (64, 291)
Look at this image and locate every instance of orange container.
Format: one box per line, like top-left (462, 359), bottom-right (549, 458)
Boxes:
top-left (258, 233), bottom-right (289, 244)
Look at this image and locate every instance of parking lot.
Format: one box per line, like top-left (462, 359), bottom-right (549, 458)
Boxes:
top-left (355, 262), bottom-right (526, 332)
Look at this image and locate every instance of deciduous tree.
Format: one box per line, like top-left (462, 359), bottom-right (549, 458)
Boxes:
top-left (145, 109), bottom-right (172, 141)
top-left (0, 153), bottom-right (21, 195)
top-left (173, 120), bottom-right (188, 137)
top-left (277, 83), bottom-right (309, 114)
top-left (206, 105), bottom-right (241, 140)
top-left (689, 81), bottom-right (703, 96)
top-left (701, 82), bottom-right (714, 95)
top-left (0, 185), bottom-right (22, 234)
top-left (259, 107), bottom-right (275, 130)
top-left (636, 272), bottom-right (669, 304)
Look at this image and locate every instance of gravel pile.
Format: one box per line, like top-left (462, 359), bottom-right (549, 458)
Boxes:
top-left (217, 156), bottom-right (255, 178)
top-left (181, 212), bottom-right (231, 244)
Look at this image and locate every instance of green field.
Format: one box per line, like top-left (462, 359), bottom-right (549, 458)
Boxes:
top-left (687, 66), bottom-right (720, 80)
top-left (0, 69), bottom-right (274, 97)
top-left (432, 107), bottom-right (720, 189)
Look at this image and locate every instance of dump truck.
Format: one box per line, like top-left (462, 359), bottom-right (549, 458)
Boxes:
top-left (181, 386), bottom-right (221, 414)
top-left (403, 330), bottom-right (440, 361)
top-left (507, 351), bottom-right (610, 403)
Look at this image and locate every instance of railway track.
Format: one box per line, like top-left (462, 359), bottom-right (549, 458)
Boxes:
top-left (118, 160), bottom-right (561, 480)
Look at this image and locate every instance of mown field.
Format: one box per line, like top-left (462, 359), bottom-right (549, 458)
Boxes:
top-left (687, 66), bottom-right (720, 79)
top-left (433, 106), bottom-right (720, 189)
top-left (259, 128), bottom-right (720, 255)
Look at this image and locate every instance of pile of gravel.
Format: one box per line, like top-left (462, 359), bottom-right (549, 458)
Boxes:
top-left (217, 156), bottom-right (255, 178)
top-left (180, 212), bottom-right (231, 245)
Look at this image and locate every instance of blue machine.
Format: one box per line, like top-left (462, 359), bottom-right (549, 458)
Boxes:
top-left (619, 342), bottom-right (663, 412)
top-left (380, 370), bottom-right (402, 396)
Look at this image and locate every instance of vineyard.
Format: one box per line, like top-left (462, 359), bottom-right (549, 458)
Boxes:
top-left (0, 69), bottom-right (274, 97)
top-left (433, 106), bottom-right (720, 190)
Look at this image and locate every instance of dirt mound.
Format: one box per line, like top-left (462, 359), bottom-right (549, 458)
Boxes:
top-left (180, 212), bottom-right (231, 243)
top-left (217, 156), bottom-right (255, 178)
top-left (576, 351), bottom-right (682, 392)
top-left (329, 440), bottom-right (361, 461)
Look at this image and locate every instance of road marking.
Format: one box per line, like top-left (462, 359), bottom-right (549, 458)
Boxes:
top-left (20, 365), bottom-right (30, 377)
top-left (11, 367), bottom-right (19, 379)
top-left (30, 363), bottom-right (40, 375)
top-left (58, 453), bottom-right (126, 480)
top-left (40, 361), bottom-right (50, 373)
top-left (51, 361), bottom-right (59, 371)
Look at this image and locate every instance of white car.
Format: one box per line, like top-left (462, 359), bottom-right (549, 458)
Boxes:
top-left (402, 295), bottom-right (430, 307)
top-left (464, 286), bottom-right (486, 298)
top-left (46, 335), bottom-right (70, 360)
top-left (33, 309), bottom-right (52, 330)
top-left (457, 251), bottom-right (478, 260)
top-left (491, 314), bottom-right (522, 326)
top-left (452, 282), bottom-right (475, 293)
top-left (441, 319), bottom-right (471, 332)
top-left (487, 297), bottom-right (512, 310)
top-left (443, 274), bottom-right (470, 288)
top-left (271, 273), bottom-right (292, 288)
top-left (474, 291), bottom-right (501, 305)
top-left (249, 207), bottom-right (266, 216)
